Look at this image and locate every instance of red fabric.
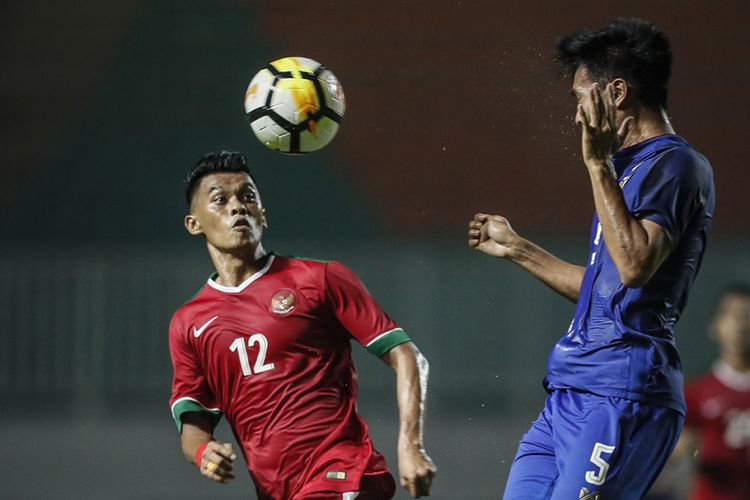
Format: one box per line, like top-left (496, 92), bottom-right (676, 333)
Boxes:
top-left (194, 441), bottom-right (209, 469)
top-left (684, 369), bottom-right (750, 500)
top-left (169, 256), bottom-right (397, 499)
top-left (293, 472), bottom-right (396, 499)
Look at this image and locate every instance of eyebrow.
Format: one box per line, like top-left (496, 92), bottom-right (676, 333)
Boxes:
top-left (207, 182), bottom-right (256, 193)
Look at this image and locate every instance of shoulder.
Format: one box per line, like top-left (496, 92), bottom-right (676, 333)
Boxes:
top-left (686, 371), bottom-right (720, 396)
top-left (169, 283), bottom-right (211, 336)
top-left (322, 260), bottom-right (361, 283)
top-left (630, 141), bottom-right (714, 212)
top-left (651, 140), bottom-right (714, 186)
top-left (169, 303), bottom-right (193, 340)
top-left (274, 255), bottom-right (356, 279)
top-left (268, 255), bottom-right (345, 298)
top-left (272, 254), bottom-right (331, 281)
top-left (686, 371), bottom-right (714, 387)
top-left (288, 258), bottom-right (369, 296)
top-left (274, 254), bottom-right (328, 269)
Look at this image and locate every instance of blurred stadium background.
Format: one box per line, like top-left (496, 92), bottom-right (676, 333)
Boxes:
top-left (1, 1), bottom-right (748, 498)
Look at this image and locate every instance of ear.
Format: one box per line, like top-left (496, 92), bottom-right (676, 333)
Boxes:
top-left (261, 208), bottom-right (269, 229)
top-left (611, 78), bottom-right (629, 108)
top-left (184, 213), bottom-right (203, 236)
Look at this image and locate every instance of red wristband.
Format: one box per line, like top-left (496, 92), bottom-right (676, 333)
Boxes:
top-left (195, 441), bottom-right (210, 469)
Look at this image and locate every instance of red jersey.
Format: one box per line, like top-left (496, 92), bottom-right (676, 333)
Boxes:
top-left (684, 362), bottom-right (750, 500)
top-left (168, 255), bottom-right (409, 499)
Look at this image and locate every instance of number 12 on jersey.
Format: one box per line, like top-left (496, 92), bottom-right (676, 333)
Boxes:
top-left (230, 334), bottom-right (275, 376)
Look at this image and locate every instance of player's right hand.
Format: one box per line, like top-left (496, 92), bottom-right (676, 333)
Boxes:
top-left (575, 82), bottom-right (634, 170)
top-left (199, 440), bottom-right (237, 484)
top-left (468, 213), bottom-right (520, 259)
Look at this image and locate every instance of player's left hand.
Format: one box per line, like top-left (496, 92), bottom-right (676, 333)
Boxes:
top-left (397, 443), bottom-right (436, 497)
top-left (575, 82), bottom-right (634, 171)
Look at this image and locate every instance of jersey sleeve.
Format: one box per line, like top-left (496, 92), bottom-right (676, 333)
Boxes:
top-left (324, 261), bottom-right (410, 357)
top-left (630, 148), bottom-right (707, 247)
top-left (168, 315), bottom-right (222, 433)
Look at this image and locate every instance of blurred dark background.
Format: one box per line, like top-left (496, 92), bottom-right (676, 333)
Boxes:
top-left (1, 1), bottom-right (748, 498)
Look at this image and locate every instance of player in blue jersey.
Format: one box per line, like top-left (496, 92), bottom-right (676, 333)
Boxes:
top-left (468, 18), bottom-right (715, 499)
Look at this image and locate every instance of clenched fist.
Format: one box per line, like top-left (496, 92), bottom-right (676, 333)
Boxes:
top-left (198, 440), bottom-right (236, 484)
top-left (467, 213), bottom-right (521, 259)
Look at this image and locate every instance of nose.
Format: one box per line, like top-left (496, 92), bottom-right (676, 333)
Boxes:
top-left (230, 198), bottom-right (247, 215)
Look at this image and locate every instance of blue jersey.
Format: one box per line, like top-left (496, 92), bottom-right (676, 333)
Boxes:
top-left (545, 134), bottom-right (715, 415)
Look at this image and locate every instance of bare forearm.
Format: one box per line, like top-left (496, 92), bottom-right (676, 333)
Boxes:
top-left (382, 342), bottom-right (436, 497)
top-left (509, 238), bottom-right (585, 303)
top-left (588, 163), bottom-right (667, 286)
top-left (384, 343), bottom-right (428, 448)
top-left (180, 415), bottom-right (214, 463)
top-left (397, 351), bottom-right (427, 448)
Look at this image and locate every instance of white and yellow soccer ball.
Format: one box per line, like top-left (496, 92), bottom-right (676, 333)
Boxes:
top-left (243, 57), bottom-right (346, 154)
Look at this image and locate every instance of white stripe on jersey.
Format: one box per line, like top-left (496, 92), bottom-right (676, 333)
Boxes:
top-left (366, 327), bottom-right (402, 348)
top-left (207, 254), bottom-right (275, 293)
top-left (170, 396), bottom-right (221, 420)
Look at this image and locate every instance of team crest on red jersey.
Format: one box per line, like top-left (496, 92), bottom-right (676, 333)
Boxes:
top-left (270, 289), bottom-right (296, 314)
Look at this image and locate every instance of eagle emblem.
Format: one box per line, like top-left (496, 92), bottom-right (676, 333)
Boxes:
top-left (270, 289), bottom-right (296, 314)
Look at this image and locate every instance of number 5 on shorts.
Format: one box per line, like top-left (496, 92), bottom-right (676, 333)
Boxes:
top-left (585, 442), bottom-right (616, 486)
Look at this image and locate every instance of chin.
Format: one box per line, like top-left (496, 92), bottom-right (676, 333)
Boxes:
top-left (231, 238), bottom-right (261, 252)
top-left (225, 239), bottom-right (253, 249)
top-left (209, 237), bottom-right (256, 253)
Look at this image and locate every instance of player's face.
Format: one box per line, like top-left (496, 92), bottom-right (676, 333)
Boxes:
top-left (713, 294), bottom-right (750, 357)
top-left (570, 65), bottom-right (598, 103)
top-left (570, 65), bottom-right (627, 115)
top-left (185, 172), bottom-right (267, 252)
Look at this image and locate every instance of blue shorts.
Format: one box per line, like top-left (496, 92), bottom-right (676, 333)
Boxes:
top-left (503, 389), bottom-right (683, 500)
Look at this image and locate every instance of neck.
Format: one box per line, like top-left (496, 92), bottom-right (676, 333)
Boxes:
top-left (620, 106), bottom-right (675, 149)
top-left (723, 353), bottom-right (750, 373)
top-left (208, 243), bottom-right (269, 287)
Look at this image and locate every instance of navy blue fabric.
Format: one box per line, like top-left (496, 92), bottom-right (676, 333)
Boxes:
top-left (503, 390), bottom-right (683, 499)
top-left (545, 134), bottom-right (715, 415)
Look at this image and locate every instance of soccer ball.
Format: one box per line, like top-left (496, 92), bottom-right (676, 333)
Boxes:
top-left (243, 57), bottom-right (346, 154)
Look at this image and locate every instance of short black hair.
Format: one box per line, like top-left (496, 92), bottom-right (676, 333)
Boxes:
top-left (185, 151), bottom-right (258, 207)
top-left (554, 18), bottom-right (672, 110)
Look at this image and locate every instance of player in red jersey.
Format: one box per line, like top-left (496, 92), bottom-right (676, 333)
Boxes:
top-left (168, 151), bottom-right (436, 499)
top-left (670, 284), bottom-right (750, 499)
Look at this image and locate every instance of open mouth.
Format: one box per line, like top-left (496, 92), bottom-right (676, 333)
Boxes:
top-left (232, 219), bottom-right (251, 229)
